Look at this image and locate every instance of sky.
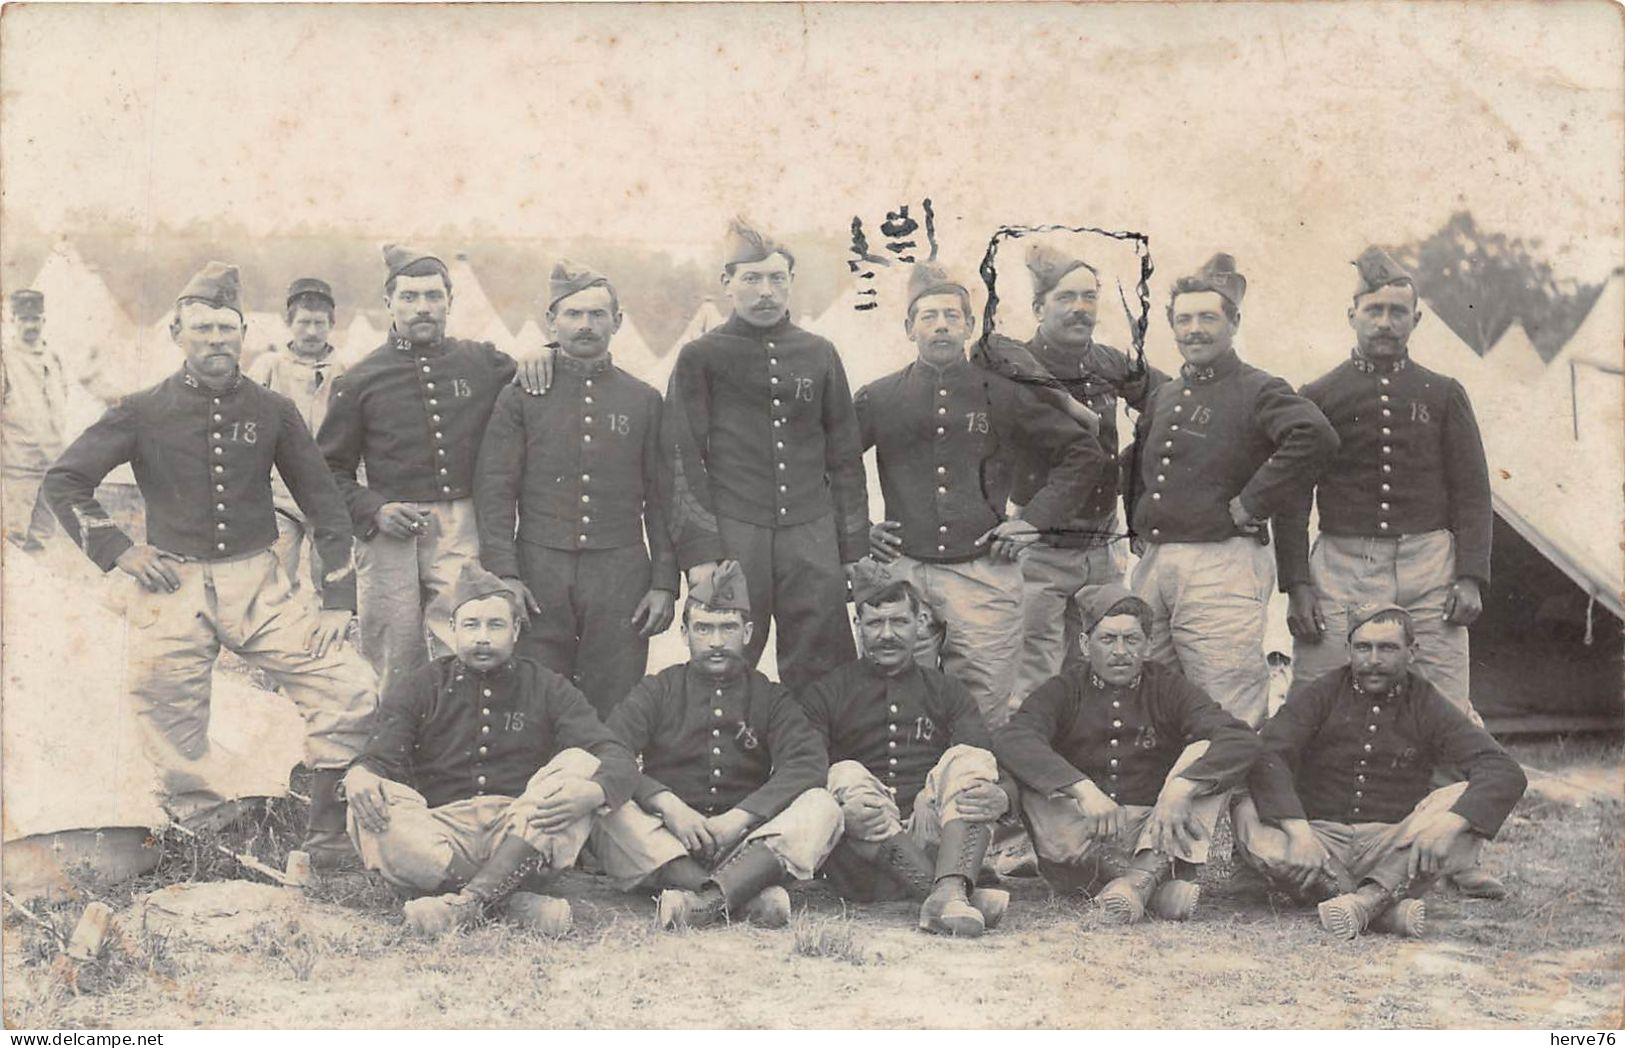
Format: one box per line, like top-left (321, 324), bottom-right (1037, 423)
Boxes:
top-left (2, 0), bottom-right (1621, 382)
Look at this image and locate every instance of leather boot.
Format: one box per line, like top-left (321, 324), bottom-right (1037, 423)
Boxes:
top-left (1367, 897), bottom-right (1426, 937)
top-left (1318, 881), bottom-right (1394, 939)
top-left (1147, 878), bottom-right (1201, 921)
top-left (402, 892), bottom-right (482, 936)
top-left (876, 833), bottom-right (939, 900)
top-left (919, 820), bottom-right (992, 937)
top-left (304, 768), bottom-right (359, 871)
top-left (1037, 856), bottom-right (1097, 896)
top-left (658, 840), bottom-right (786, 931)
top-left (404, 835), bottom-right (544, 937)
top-left (1447, 868), bottom-right (1508, 899)
top-left (969, 888), bottom-right (1011, 929)
top-left (1097, 855), bottom-right (1167, 925)
top-left (505, 892), bottom-right (574, 936)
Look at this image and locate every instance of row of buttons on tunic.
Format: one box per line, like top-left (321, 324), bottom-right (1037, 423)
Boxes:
top-left (710, 686), bottom-right (728, 798)
top-left (210, 397), bottom-right (230, 551)
top-left (579, 375), bottom-right (597, 544)
top-left (418, 356), bottom-right (454, 495)
top-left (1104, 696), bottom-right (1125, 799)
top-left (1351, 700), bottom-right (1382, 817)
top-left (767, 343), bottom-right (791, 517)
top-left (885, 702), bottom-right (902, 782)
top-left (1145, 387), bottom-right (1197, 540)
top-left (933, 387), bottom-right (953, 552)
top-left (1376, 377), bottom-right (1395, 532)
top-left (472, 681), bottom-right (496, 796)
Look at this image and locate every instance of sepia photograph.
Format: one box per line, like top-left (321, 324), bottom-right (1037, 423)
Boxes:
top-left (0, 0), bottom-right (1620, 1033)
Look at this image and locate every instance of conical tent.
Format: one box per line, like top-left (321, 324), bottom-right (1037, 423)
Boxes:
top-left (338, 311), bottom-right (384, 366)
top-left (480, 316), bottom-right (517, 355)
top-left (612, 312), bottom-right (661, 387)
top-left (1484, 319), bottom-right (1546, 383)
top-left (29, 241), bottom-right (146, 412)
top-left (675, 299), bottom-right (729, 350)
top-left (514, 317), bottom-right (547, 356)
top-left (444, 253), bottom-right (506, 342)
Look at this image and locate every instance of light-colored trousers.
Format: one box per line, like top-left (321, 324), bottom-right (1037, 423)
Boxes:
top-left (886, 555), bottom-right (1025, 728)
top-left (123, 548), bottom-right (377, 809)
top-left (1021, 741), bottom-right (1223, 868)
top-left (1132, 537), bottom-right (1274, 728)
top-left (346, 748), bottom-right (602, 891)
top-left (588, 788), bottom-right (844, 890)
top-left (1289, 530), bottom-right (1477, 724)
top-left (3, 464), bottom-right (57, 544)
top-left (269, 505), bottom-right (324, 598)
top-left (355, 498), bottom-right (480, 703)
top-left (1016, 536), bottom-right (1127, 705)
top-left (1232, 781), bottom-right (1484, 895)
top-left (826, 744), bottom-right (1001, 847)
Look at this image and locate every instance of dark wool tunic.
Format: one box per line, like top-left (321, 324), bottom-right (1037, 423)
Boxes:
top-left (799, 658), bottom-right (994, 816)
top-left (357, 654), bottom-right (639, 811)
top-left (1248, 667), bottom-right (1526, 836)
top-left (44, 368), bottom-right (358, 610)
top-left (993, 660), bottom-right (1260, 806)
top-left (854, 356), bottom-right (1102, 561)
top-left (662, 313), bottom-right (868, 569)
top-left (1129, 350), bottom-right (1338, 544)
top-left (1274, 352), bottom-right (1493, 589)
top-left (318, 332), bottom-right (517, 535)
top-left (474, 354), bottom-right (677, 591)
top-left (607, 663), bottom-right (828, 819)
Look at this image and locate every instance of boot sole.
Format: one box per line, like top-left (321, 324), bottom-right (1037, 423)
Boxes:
top-left (1097, 890), bottom-right (1145, 926)
top-left (506, 893), bottom-right (574, 936)
top-left (919, 909), bottom-right (986, 938)
top-left (1148, 880), bottom-right (1201, 921)
top-left (1371, 898), bottom-right (1426, 938)
top-left (743, 886), bottom-right (791, 929)
top-left (1318, 898), bottom-right (1362, 939)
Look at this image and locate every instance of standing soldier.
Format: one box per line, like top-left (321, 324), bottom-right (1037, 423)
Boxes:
top-left (857, 260), bottom-right (1103, 724)
top-left (42, 262), bottom-right (377, 866)
top-left (248, 277), bottom-right (348, 594)
top-left (475, 261), bottom-right (676, 718)
top-left (318, 245), bottom-right (544, 703)
top-left (663, 219), bottom-right (869, 691)
top-left (2, 289), bottom-right (70, 551)
top-left (1275, 246), bottom-right (1504, 898)
top-left (1127, 254), bottom-right (1338, 728)
top-left (979, 245), bottom-right (1167, 703)
top-left (800, 565), bottom-right (1013, 938)
top-left (593, 561), bottom-right (841, 931)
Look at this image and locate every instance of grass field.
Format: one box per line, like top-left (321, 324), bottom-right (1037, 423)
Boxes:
top-left (3, 744), bottom-right (1620, 1031)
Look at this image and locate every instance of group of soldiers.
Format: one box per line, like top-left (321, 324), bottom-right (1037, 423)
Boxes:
top-left (4, 217), bottom-right (1527, 943)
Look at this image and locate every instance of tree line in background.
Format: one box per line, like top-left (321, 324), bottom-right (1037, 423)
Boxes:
top-left (1, 209), bottom-right (1609, 362)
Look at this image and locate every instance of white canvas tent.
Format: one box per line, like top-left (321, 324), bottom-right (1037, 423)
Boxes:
top-left (2, 549), bottom-right (307, 897)
top-left (1484, 320), bottom-right (1547, 384)
top-left (444, 253), bottom-right (506, 343)
top-left (675, 299), bottom-right (728, 350)
top-left (29, 242), bottom-right (146, 425)
top-left (513, 317), bottom-right (547, 356)
top-left (479, 316), bottom-right (517, 355)
top-left (338, 311), bottom-right (384, 367)
top-left (612, 313), bottom-right (661, 388)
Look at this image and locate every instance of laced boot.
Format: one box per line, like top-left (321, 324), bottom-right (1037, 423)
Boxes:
top-left (658, 840), bottom-right (786, 931)
top-left (1447, 867), bottom-right (1508, 899)
top-left (505, 893), bottom-right (574, 936)
top-left (1097, 855), bottom-right (1168, 926)
top-left (303, 769), bottom-right (360, 871)
top-left (919, 820), bottom-right (992, 937)
top-left (1318, 881), bottom-right (1394, 940)
top-left (404, 835), bottom-right (541, 937)
top-left (1367, 897), bottom-right (1426, 937)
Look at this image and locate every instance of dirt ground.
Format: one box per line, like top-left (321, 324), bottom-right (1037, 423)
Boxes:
top-left (4, 742), bottom-right (1620, 1032)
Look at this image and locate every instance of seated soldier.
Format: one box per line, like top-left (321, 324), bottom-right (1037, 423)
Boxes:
top-left (800, 565), bottom-right (1013, 937)
top-left (1234, 604), bottom-right (1527, 939)
top-left (343, 564), bottom-right (640, 937)
top-left (993, 583), bottom-right (1260, 924)
top-left (595, 560), bottom-right (841, 930)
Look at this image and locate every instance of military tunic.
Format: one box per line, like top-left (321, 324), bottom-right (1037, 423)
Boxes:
top-left (475, 354), bottom-right (676, 715)
top-left (662, 312), bottom-right (869, 690)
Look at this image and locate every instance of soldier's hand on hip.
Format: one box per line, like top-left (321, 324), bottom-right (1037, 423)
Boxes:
top-left (1443, 577), bottom-right (1483, 627)
top-left (631, 588), bottom-right (676, 638)
top-left (375, 503), bottom-right (430, 540)
top-left (528, 779), bottom-right (607, 835)
top-left (344, 767), bottom-right (391, 833)
top-left (513, 345), bottom-right (555, 396)
top-left (868, 521), bottom-right (904, 563)
top-left (1286, 583), bottom-right (1326, 643)
top-left (979, 519), bottom-right (1039, 562)
top-left (114, 544), bottom-right (184, 593)
top-left (306, 610), bottom-right (354, 658)
top-left (954, 780), bottom-right (1010, 822)
top-left (1227, 495), bottom-right (1263, 536)
top-left (502, 577), bottom-right (541, 627)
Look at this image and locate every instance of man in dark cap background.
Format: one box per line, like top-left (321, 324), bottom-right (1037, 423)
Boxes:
top-left (976, 242), bottom-right (1169, 708)
top-left (593, 559), bottom-right (841, 930)
top-left (475, 260), bottom-right (676, 719)
top-left (994, 582), bottom-right (1260, 924)
top-left (1274, 246), bottom-right (1503, 898)
top-left (2, 288), bottom-right (70, 550)
top-left (1127, 253), bottom-right (1338, 728)
top-left (345, 562), bottom-right (640, 937)
top-left (662, 218), bottom-right (868, 691)
top-left (43, 262), bottom-right (377, 866)
top-left (800, 562), bottom-right (1013, 938)
top-left (856, 259), bottom-right (1102, 725)
top-left (248, 277), bottom-right (348, 595)
top-left (319, 244), bottom-right (548, 706)
top-left (1234, 604), bottom-right (1526, 939)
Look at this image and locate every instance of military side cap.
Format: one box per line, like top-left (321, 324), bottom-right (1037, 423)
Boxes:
top-left (1194, 253), bottom-right (1247, 308)
top-left (176, 262), bottom-right (243, 317)
top-left (1025, 242), bottom-right (1090, 299)
top-left (906, 260), bottom-right (968, 310)
top-left (688, 559), bottom-right (751, 614)
top-left (8, 289), bottom-right (43, 316)
top-left (450, 562), bottom-right (515, 615)
top-left (722, 217), bottom-right (783, 268)
top-left (286, 277), bottom-right (335, 309)
top-left (1078, 582), bottom-right (1138, 635)
top-left (1352, 246), bottom-right (1413, 300)
top-left (548, 258), bottom-right (611, 312)
top-left (849, 558), bottom-right (899, 607)
top-left (1347, 602), bottom-right (1413, 640)
top-left (382, 243), bottom-right (447, 282)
